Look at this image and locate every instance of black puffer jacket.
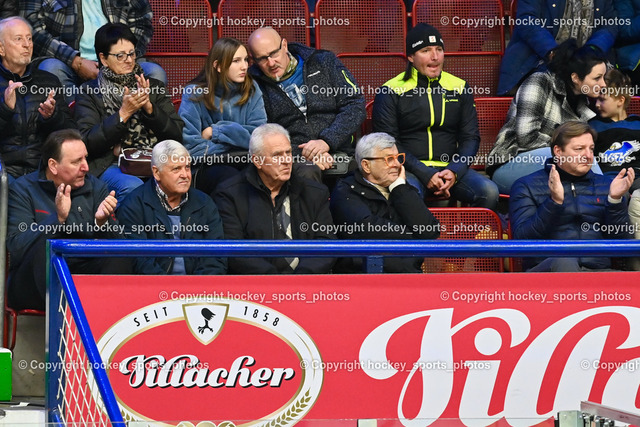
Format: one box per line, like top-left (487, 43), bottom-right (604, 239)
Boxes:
top-left (249, 43), bottom-right (365, 155)
top-left (330, 170), bottom-right (440, 272)
top-left (74, 78), bottom-right (183, 177)
top-left (0, 63), bottom-right (75, 178)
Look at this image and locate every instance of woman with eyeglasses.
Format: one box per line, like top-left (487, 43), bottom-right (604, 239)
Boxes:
top-left (179, 37), bottom-right (267, 196)
top-left (74, 23), bottom-right (183, 200)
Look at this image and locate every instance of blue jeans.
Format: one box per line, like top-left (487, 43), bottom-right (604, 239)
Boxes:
top-left (39, 58), bottom-right (167, 103)
top-left (492, 147), bottom-right (603, 195)
top-left (100, 165), bottom-right (144, 202)
top-left (409, 168), bottom-right (500, 210)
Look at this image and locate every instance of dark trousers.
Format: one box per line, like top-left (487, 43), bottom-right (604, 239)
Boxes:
top-left (8, 235), bottom-right (132, 311)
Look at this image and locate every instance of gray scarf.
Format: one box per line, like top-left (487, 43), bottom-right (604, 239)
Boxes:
top-left (555, 0), bottom-right (594, 46)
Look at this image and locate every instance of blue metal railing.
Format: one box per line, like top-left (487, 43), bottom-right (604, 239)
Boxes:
top-left (46, 238), bottom-right (640, 424)
top-left (48, 239), bottom-right (640, 260)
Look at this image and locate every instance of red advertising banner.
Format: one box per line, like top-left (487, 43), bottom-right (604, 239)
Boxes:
top-left (71, 272), bottom-right (640, 426)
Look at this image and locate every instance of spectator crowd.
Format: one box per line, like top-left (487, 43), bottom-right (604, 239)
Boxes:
top-left (3, 0), bottom-right (640, 310)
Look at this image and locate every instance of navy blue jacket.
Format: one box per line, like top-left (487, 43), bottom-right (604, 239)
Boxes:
top-left (8, 170), bottom-right (117, 267)
top-left (510, 160), bottom-right (630, 269)
top-left (615, 0), bottom-right (640, 71)
top-left (498, 0), bottom-right (617, 95)
top-left (117, 179), bottom-right (227, 275)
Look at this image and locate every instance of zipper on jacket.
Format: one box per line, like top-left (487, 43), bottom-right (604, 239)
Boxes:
top-left (571, 183), bottom-right (576, 197)
top-left (427, 80), bottom-right (435, 161)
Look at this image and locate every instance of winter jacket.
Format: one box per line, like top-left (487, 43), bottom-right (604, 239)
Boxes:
top-left (116, 178), bottom-right (227, 275)
top-left (179, 81), bottom-right (266, 158)
top-left (215, 165), bottom-right (336, 274)
top-left (248, 42), bottom-right (365, 155)
top-left (510, 159), bottom-right (630, 269)
top-left (0, 63), bottom-right (75, 178)
top-left (74, 77), bottom-right (183, 177)
top-left (7, 169), bottom-right (119, 267)
top-left (373, 67), bottom-right (480, 181)
top-left (22, 0), bottom-right (153, 66)
top-left (497, 0), bottom-right (617, 95)
top-left (330, 170), bottom-right (440, 272)
top-left (487, 71), bottom-right (596, 175)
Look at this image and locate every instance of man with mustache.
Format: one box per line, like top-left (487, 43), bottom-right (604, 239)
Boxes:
top-left (215, 123), bottom-right (336, 274)
top-left (117, 139), bottom-right (226, 275)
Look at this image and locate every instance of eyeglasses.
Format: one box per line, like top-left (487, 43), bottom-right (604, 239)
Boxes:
top-left (107, 50), bottom-right (136, 62)
top-left (364, 153), bottom-right (405, 167)
top-left (252, 39), bottom-right (283, 65)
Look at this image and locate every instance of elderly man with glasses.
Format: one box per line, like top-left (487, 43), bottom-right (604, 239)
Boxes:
top-left (330, 132), bottom-right (440, 273)
top-left (247, 27), bottom-right (365, 181)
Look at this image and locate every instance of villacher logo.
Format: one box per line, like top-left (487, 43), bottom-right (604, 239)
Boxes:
top-left (93, 299), bottom-right (323, 426)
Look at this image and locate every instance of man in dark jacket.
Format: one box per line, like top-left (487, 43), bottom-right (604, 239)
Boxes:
top-left (247, 27), bottom-right (365, 179)
top-left (7, 129), bottom-right (126, 310)
top-left (510, 121), bottom-right (634, 271)
top-left (373, 23), bottom-right (498, 210)
top-left (0, 16), bottom-right (75, 180)
top-left (331, 132), bottom-right (440, 273)
top-left (215, 123), bottom-right (336, 274)
top-left (117, 140), bottom-right (226, 275)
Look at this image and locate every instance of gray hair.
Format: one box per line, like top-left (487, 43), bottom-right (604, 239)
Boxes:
top-left (151, 140), bottom-right (189, 170)
top-left (0, 17), bottom-right (33, 44)
top-left (249, 123), bottom-right (290, 157)
top-left (355, 132), bottom-right (397, 171)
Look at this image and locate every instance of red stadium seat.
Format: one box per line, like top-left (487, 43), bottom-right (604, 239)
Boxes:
top-left (473, 97), bottom-right (512, 170)
top-left (4, 304), bottom-right (44, 351)
top-left (412, 0), bottom-right (505, 53)
top-left (3, 255), bottom-right (45, 351)
top-left (361, 100), bottom-right (374, 135)
top-left (218, 0), bottom-right (310, 45)
top-left (629, 97), bottom-right (640, 116)
top-left (315, 0), bottom-right (407, 54)
top-left (423, 207), bottom-right (505, 273)
top-left (146, 54), bottom-right (207, 102)
top-left (147, 0), bottom-right (213, 53)
top-left (337, 53), bottom-right (407, 105)
top-left (444, 53), bottom-right (502, 96)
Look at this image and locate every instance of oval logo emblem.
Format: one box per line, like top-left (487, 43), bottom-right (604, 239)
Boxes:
top-left (93, 298), bottom-right (323, 425)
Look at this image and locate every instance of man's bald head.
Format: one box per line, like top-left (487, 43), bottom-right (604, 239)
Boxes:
top-left (247, 27), bottom-right (290, 80)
